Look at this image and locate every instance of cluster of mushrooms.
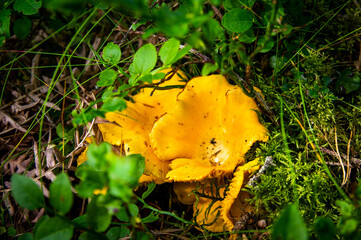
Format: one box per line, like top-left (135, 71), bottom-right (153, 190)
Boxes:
top-left (81, 69), bottom-right (268, 232)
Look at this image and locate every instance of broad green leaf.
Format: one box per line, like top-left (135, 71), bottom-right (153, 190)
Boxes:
top-left (173, 45), bottom-right (192, 63)
top-left (56, 124), bottom-right (65, 138)
top-left (34, 217), bottom-right (74, 240)
top-left (11, 174), bottom-right (44, 210)
top-left (141, 212), bottom-right (159, 223)
top-left (271, 204), bottom-right (308, 240)
top-left (222, 9), bottom-right (254, 33)
top-left (115, 206), bottom-right (129, 222)
top-left (224, 0), bottom-right (256, 10)
top-left (107, 226), bottom-right (130, 240)
top-left (102, 42), bottom-right (121, 64)
top-left (98, 69), bottom-right (117, 87)
top-left (14, 0), bottom-right (42, 15)
top-left (135, 232), bottom-right (149, 240)
top-left (108, 154), bottom-right (145, 188)
top-left (86, 197), bottom-right (111, 232)
top-left (86, 142), bottom-right (112, 168)
top-left (49, 173), bottom-right (73, 215)
top-left (78, 232), bottom-right (98, 240)
top-left (142, 182), bottom-right (156, 199)
top-left (72, 214), bottom-right (88, 228)
top-left (336, 200), bottom-right (353, 218)
top-left (138, 74), bottom-right (153, 84)
top-left (314, 217), bottom-right (335, 240)
top-left (18, 233), bottom-right (33, 240)
top-left (202, 63), bottom-right (218, 76)
top-left (337, 70), bottom-right (360, 94)
top-left (131, 44), bottom-right (157, 75)
top-left (14, 17), bottom-right (32, 40)
top-left (257, 36), bottom-right (275, 53)
top-left (0, 9), bottom-right (11, 37)
top-left (75, 166), bottom-right (107, 198)
top-left (101, 97), bottom-right (127, 112)
top-left (128, 203), bottom-right (139, 217)
top-left (238, 29), bottom-right (257, 43)
top-left (339, 219), bottom-right (358, 235)
top-left (202, 19), bottom-right (224, 43)
top-left (159, 38), bottom-right (180, 66)
top-left (152, 72), bottom-right (166, 81)
top-left (7, 227), bottom-right (16, 236)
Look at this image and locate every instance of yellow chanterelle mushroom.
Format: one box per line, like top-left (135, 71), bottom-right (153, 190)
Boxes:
top-left (90, 70), bottom-right (268, 233)
top-left (98, 69), bottom-right (187, 180)
top-left (149, 74), bottom-right (268, 181)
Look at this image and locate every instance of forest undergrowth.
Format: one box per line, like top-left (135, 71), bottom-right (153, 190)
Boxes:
top-left (1, 0), bottom-right (361, 239)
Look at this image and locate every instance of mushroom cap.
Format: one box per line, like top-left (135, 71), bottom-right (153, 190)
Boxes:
top-left (149, 75), bottom-right (268, 181)
top-left (188, 159), bottom-right (260, 232)
top-left (98, 69), bottom-right (187, 179)
top-left (221, 159), bottom-right (260, 231)
top-left (173, 182), bottom-right (197, 205)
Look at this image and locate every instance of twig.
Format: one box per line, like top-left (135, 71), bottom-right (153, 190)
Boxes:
top-left (247, 156), bottom-right (274, 187)
top-left (319, 147), bottom-right (361, 167)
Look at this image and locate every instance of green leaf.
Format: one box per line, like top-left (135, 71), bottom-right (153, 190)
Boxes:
top-left (102, 42), bottom-right (121, 64)
top-left (337, 70), bottom-right (360, 94)
top-left (101, 97), bottom-right (127, 112)
top-left (173, 45), bottom-right (192, 63)
top-left (56, 124), bottom-right (65, 138)
top-left (131, 44), bottom-right (157, 75)
top-left (107, 226), bottom-right (130, 240)
top-left (75, 166), bottom-right (107, 198)
top-left (49, 173), bottom-right (73, 215)
top-left (72, 214), bottom-right (88, 228)
top-left (336, 200), bottom-right (353, 218)
top-left (86, 197), bottom-right (111, 232)
top-left (257, 36), bottom-right (275, 53)
top-left (221, 9), bottom-right (254, 33)
top-left (135, 232), bottom-right (149, 240)
top-left (115, 206), bottom-right (129, 222)
top-left (314, 217), bottom-right (335, 240)
top-left (78, 232), bottom-right (100, 240)
top-left (7, 227), bottom-right (16, 236)
top-left (339, 219), bottom-right (358, 235)
top-left (14, 17), bottom-right (32, 40)
top-left (142, 182), bottom-right (156, 199)
top-left (98, 69), bottom-right (117, 87)
top-left (19, 233), bottom-right (33, 240)
top-left (223, 0), bottom-right (256, 10)
top-left (138, 74), bottom-right (153, 84)
top-left (108, 154), bottom-right (145, 188)
top-left (202, 63), bottom-right (218, 76)
top-left (0, 9), bottom-right (11, 38)
top-left (108, 154), bottom-right (145, 202)
top-left (34, 217), bottom-right (74, 240)
top-left (159, 38), bottom-right (180, 66)
top-left (141, 212), bottom-right (159, 223)
top-left (14, 0), bottom-right (42, 15)
top-left (202, 19), bottom-right (224, 43)
top-left (271, 204), bottom-right (308, 240)
top-left (238, 29), bottom-right (257, 43)
top-left (128, 203), bottom-right (139, 217)
top-left (11, 174), bottom-right (44, 210)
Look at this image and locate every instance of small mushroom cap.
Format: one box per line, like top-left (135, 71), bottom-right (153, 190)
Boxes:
top-left (221, 159), bottom-right (260, 231)
top-left (173, 182), bottom-right (197, 205)
top-left (190, 159), bottom-right (260, 232)
top-left (149, 75), bottom-right (268, 181)
top-left (98, 69), bottom-right (187, 179)
top-left (194, 188), bottom-right (226, 232)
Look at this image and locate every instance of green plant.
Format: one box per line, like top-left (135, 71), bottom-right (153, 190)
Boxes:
top-left (2, 0), bottom-right (361, 239)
